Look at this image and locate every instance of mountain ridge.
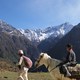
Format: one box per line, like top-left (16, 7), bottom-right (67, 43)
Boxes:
top-left (0, 20), bottom-right (39, 63)
top-left (19, 22), bottom-right (73, 43)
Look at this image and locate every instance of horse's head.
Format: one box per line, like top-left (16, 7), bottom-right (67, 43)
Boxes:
top-left (35, 52), bottom-right (50, 68)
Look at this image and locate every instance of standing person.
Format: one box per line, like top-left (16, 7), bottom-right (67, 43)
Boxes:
top-left (17, 50), bottom-right (33, 80)
top-left (63, 44), bottom-right (77, 77)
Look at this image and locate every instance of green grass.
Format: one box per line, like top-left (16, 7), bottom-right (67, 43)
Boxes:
top-left (28, 72), bottom-right (52, 80)
top-left (0, 71), bottom-right (17, 80)
top-left (0, 71), bottom-right (53, 80)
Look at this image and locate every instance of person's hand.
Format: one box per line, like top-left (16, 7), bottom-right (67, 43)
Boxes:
top-left (17, 64), bottom-right (21, 70)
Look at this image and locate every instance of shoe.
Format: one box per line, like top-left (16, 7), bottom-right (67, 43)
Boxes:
top-left (66, 73), bottom-right (71, 77)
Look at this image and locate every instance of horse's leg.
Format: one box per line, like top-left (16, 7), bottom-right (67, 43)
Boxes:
top-left (56, 74), bottom-right (63, 80)
top-left (61, 74), bottom-right (63, 80)
top-left (70, 78), bottom-right (76, 80)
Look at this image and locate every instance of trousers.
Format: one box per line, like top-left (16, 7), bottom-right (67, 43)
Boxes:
top-left (18, 67), bottom-right (29, 80)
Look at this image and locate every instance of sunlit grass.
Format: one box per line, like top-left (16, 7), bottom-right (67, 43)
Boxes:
top-left (0, 71), bottom-right (52, 80)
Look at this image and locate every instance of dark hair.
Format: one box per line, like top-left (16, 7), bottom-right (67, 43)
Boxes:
top-left (66, 44), bottom-right (72, 48)
top-left (19, 54), bottom-right (24, 57)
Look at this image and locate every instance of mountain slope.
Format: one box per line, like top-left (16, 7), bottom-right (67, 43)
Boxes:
top-left (38, 23), bottom-right (73, 52)
top-left (0, 20), bottom-right (23, 36)
top-left (47, 23), bottom-right (80, 62)
top-left (0, 20), bottom-right (39, 63)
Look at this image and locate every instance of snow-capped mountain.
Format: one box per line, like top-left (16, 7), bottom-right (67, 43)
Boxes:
top-left (0, 20), bottom-right (23, 36)
top-left (47, 23), bottom-right (80, 62)
top-left (0, 20), bottom-right (73, 43)
top-left (19, 22), bottom-right (73, 42)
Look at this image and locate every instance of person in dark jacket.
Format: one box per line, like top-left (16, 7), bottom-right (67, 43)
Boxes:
top-left (63, 44), bottom-right (76, 77)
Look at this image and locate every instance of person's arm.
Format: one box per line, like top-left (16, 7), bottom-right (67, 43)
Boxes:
top-left (70, 52), bottom-right (76, 62)
top-left (19, 57), bottom-right (23, 65)
top-left (18, 57), bottom-right (23, 69)
top-left (63, 53), bottom-right (69, 63)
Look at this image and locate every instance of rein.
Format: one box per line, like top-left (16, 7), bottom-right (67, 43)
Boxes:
top-left (48, 65), bottom-right (59, 72)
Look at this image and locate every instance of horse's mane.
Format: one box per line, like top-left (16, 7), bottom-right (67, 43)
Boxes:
top-left (41, 52), bottom-right (61, 64)
top-left (52, 58), bottom-right (61, 63)
top-left (40, 52), bottom-right (51, 58)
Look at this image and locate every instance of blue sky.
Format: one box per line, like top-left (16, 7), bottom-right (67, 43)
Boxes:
top-left (0, 0), bottom-right (80, 29)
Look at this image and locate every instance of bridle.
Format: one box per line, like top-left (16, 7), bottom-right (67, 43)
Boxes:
top-left (36, 54), bottom-right (44, 67)
top-left (30, 55), bottom-right (44, 72)
top-left (36, 54), bottom-right (61, 72)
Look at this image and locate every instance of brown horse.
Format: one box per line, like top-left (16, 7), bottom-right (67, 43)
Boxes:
top-left (35, 53), bottom-right (78, 80)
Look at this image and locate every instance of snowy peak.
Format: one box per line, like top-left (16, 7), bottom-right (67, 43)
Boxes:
top-left (56, 22), bottom-right (73, 34)
top-left (0, 20), bottom-right (74, 43)
top-left (19, 22), bottom-right (73, 42)
top-left (0, 20), bottom-right (15, 31)
top-left (0, 20), bottom-right (23, 36)
top-left (19, 29), bottom-right (40, 42)
top-left (44, 22), bottom-right (73, 34)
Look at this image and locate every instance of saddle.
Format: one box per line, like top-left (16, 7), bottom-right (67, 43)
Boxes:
top-left (59, 64), bottom-right (80, 78)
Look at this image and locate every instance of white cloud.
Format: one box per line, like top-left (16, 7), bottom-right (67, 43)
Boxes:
top-left (56, 0), bottom-right (80, 25)
top-left (21, 0), bottom-right (80, 26)
top-left (60, 1), bottom-right (80, 17)
top-left (28, 0), bottom-right (80, 15)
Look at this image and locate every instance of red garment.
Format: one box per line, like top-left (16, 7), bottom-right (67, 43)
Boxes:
top-left (23, 56), bottom-right (33, 68)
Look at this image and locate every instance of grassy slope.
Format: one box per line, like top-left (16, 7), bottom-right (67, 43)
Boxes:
top-left (0, 71), bottom-right (52, 80)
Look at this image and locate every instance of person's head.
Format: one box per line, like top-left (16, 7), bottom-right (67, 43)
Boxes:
top-left (18, 50), bottom-right (24, 57)
top-left (66, 44), bottom-right (72, 52)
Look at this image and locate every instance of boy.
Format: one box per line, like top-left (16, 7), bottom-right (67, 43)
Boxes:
top-left (17, 50), bottom-right (32, 80)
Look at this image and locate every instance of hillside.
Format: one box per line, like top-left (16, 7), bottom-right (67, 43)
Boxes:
top-left (38, 23), bottom-right (73, 52)
top-left (0, 20), bottom-right (39, 64)
top-left (47, 23), bottom-right (80, 62)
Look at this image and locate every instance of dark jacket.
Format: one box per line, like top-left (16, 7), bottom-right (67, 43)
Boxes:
top-left (57, 50), bottom-right (76, 67)
top-left (65, 49), bottom-right (76, 63)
